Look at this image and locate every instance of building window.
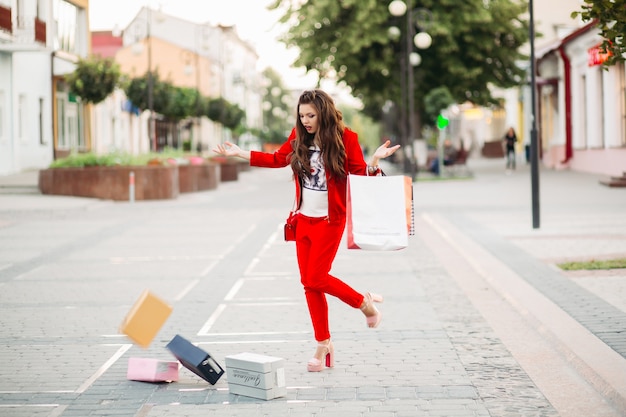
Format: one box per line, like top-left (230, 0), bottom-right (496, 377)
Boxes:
top-left (0, 90), bottom-right (4, 142)
top-left (76, 101), bottom-right (85, 148)
top-left (39, 97), bottom-right (45, 145)
top-left (615, 62), bottom-right (626, 146)
top-left (18, 94), bottom-right (26, 141)
top-left (581, 74), bottom-right (587, 149)
top-left (53, 0), bottom-right (86, 55)
top-left (56, 95), bottom-right (67, 148)
top-left (597, 67), bottom-right (605, 148)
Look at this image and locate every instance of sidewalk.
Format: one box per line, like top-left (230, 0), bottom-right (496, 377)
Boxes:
top-left (0, 156), bottom-right (625, 417)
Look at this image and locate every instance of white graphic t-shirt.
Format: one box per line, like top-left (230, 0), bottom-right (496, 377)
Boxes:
top-left (299, 145), bottom-right (328, 218)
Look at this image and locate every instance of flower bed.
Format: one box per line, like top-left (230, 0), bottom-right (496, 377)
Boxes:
top-left (39, 165), bottom-right (179, 201)
top-left (38, 151), bottom-right (222, 201)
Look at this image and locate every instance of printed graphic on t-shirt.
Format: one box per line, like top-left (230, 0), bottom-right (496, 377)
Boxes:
top-left (303, 147), bottom-right (327, 191)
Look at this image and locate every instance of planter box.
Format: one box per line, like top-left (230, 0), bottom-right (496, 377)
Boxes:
top-left (38, 165), bottom-right (179, 201)
top-left (481, 141), bottom-right (505, 158)
top-left (209, 157), bottom-right (240, 182)
top-left (178, 163), bottom-right (219, 193)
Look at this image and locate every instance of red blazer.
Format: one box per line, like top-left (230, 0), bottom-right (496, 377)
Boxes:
top-left (249, 127), bottom-right (369, 222)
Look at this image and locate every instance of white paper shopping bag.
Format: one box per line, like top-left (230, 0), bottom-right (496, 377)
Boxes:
top-left (346, 174), bottom-right (413, 251)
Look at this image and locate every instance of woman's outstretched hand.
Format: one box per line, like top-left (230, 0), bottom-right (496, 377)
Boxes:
top-left (212, 142), bottom-right (242, 157)
top-left (371, 140), bottom-right (401, 166)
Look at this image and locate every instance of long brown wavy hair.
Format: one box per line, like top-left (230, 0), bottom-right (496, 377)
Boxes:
top-left (289, 89), bottom-right (346, 180)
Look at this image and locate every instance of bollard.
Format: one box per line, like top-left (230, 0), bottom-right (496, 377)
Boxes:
top-left (129, 171), bottom-right (135, 203)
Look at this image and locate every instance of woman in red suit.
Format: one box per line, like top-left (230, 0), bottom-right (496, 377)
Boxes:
top-left (213, 89), bottom-right (399, 372)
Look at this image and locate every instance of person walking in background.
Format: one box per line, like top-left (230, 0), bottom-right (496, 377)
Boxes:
top-left (504, 127), bottom-right (518, 171)
top-left (212, 89), bottom-right (400, 372)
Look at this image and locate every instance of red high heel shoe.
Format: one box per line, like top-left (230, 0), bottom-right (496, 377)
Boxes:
top-left (360, 292), bottom-right (383, 328)
top-left (307, 339), bottom-right (334, 372)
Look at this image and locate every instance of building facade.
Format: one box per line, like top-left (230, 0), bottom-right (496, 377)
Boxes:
top-left (537, 24), bottom-right (626, 177)
top-left (0, 0), bottom-right (90, 176)
top-left (109, 6), bottom-right (262, 154)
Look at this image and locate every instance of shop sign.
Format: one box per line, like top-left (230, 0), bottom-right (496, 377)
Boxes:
top-left (588, 43), bottom-right (611, 67)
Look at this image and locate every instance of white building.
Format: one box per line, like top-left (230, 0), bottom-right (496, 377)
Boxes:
top-left (537, 23), bottom-right (626, 177)
top-left (0, 0), bottom-right (90, 176)
top-left (103, 6), bottom-right (263, 154)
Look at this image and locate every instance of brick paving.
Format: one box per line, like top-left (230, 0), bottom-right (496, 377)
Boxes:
top-left (0, 157), bottom-right (624, 416)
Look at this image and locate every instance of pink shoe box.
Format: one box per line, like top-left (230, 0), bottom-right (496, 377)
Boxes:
top-left (126, 357), bottom-right (179, 382)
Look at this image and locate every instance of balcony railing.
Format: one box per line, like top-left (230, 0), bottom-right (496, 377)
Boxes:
top-left (34, 17), bottom-right (45, 44)
top-left (10, 15), bottom-right (47, 45)
top-left (0, 5), bottom-right (12, 34)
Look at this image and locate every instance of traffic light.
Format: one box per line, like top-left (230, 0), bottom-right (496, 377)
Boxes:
top-left (436, 114), bottom-right (449, 130)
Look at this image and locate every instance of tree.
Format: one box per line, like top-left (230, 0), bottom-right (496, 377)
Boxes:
top-left (572, 0), bottom-right (626, 67)
top-left (163, 87), bottom-right (199, 121)
top-left (423, 86), bottom-right (454, 126)
top-left (66, 56), bottom-right (121, 104)
top-left (260, 67), bottom-right (294, 143)
top-left (123, 71), bottom-right (170, 114)
top-left (270, 0), bottom-right (528, 130)
top-left (205, 97), bottom-right (245, 131)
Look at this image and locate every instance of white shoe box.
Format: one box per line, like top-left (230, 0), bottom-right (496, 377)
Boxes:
top-left (224, 352), bottom-right (286, 400)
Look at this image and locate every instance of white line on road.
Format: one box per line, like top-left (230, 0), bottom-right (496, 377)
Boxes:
top-left (175, 278), bottom-right (200, 301)
top-left (199, 259), bottom-right (219, 277)
top-left (196, 338), bottom-right (309, 345)
top-left (75, 344), bottom-right (132, 393)
top-left (197, 303), bottom-right (227, 335)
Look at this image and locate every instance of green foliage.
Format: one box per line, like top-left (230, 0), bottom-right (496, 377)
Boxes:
top-left (339, 105), bottom-right (381, 155)
top-left (259, 67), bottom-right (294, 143)
top-left (49, 149), bottom-right (192, 168)
top-left (423, 86), bottom-right (454, 126)
top-left (572, 0), bottom-right (626, 67)
top-left (558, 258), bottom-right (626, 271)
top-left (163, 87), bottom-right (199, 121)
top-left (124, 71), bottom-right (170, 114)
top-left (205, 97), bottom-right (245, 130)
top-left (49, 152), bottom-right (134, 168)
top-left (124, 72), bottom-right (242, 129)
top-left (270, 0), bottom-right (528, 126)
top-left (66, 56), bottom-right (121, 104)
top-left (223, 103), bottom-right (245, 130)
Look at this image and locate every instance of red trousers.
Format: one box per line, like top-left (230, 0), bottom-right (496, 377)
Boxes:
top-left (295, 214), bottom-right (364, 341)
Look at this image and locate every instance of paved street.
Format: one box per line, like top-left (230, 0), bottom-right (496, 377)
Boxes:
top-left (0, 156), bottom-right (625, 417)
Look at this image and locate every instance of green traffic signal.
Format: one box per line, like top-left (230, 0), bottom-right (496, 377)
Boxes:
top-left (437, 114), bottom-right (449, 130)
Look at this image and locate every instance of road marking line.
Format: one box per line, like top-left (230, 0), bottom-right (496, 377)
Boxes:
top-left (199, 259), bottom-right (219, 277)
top-left (243, 257), bottom-right (259, 276)
top-left (196, 338), bottom-right (309, 345)
top-left (197, 303), bottom-right (227, 335)
top-left (75, 344), bottom-right (132, 393)
top-left (224, 279), bottom-right (244, 301)
top-left (175, 278), bottom-right (199, 301)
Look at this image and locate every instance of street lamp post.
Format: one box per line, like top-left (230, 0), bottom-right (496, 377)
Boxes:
top-left (389, 0), bottom-right (432, 178)
top-left (147, 7), bottom-right (155, 152)
top-left (529, 0), bottom-right (540, 229)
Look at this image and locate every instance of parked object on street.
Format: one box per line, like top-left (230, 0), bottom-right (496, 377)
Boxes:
top-left (126, 357), bottom-right (179, 383)
top-left (120, 290), bottom-right (173, 348)
top-left (166, 334), bottom-right (224, 385)
top-left (225, 352), bottom-right (286, 400)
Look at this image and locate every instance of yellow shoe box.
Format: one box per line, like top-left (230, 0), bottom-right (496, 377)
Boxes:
top-left (120, 290), bottom-right (172, 348)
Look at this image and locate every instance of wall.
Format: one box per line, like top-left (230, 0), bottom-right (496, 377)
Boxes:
top-left (13, 51), bottom-right (54, 172)
top-left (0, 52), bottom-right (12, 174)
